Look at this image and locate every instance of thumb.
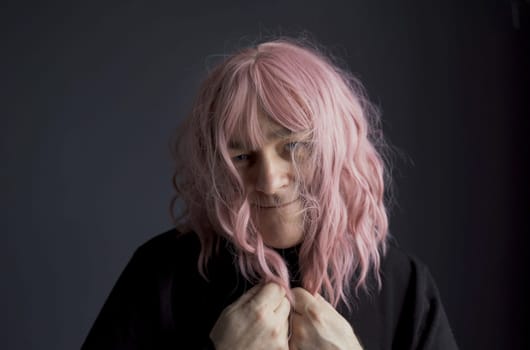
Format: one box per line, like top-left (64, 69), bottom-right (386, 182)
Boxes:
top-left (291, 287), bottom-right (315, 314)
top-left (232, 284), bottom-right (261, 307)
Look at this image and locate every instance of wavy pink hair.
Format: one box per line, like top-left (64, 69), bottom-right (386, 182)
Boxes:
top-left (171, 38), bottom-right (389, 307)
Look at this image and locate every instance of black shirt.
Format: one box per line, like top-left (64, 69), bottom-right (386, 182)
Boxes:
top-left (82, 229), bottom-right (458, 349)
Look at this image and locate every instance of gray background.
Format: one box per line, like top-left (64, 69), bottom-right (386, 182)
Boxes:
top-left (2, 0), bottom-right (528, 349)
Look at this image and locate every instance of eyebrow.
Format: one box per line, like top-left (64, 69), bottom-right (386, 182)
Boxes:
top-left (228, 127), bottom-right (296, 149)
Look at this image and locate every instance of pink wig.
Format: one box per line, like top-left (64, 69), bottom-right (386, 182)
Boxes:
top-left (171, 38), bottom-right (389, 307)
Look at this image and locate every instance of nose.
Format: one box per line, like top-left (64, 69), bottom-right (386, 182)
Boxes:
top-left (254, 153), bottom-right (289, 195)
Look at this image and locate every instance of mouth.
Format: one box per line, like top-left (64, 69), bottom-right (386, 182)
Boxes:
top-left (252, 198), bottom-right (299, 209)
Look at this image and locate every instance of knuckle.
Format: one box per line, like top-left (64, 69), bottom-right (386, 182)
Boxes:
top-left (309, 309), bottom-right (321, 323)
top-left (247, 303), bottom-right (267, 323)
top-left (270, 326), bottom-right (280, 338)
top-left (254, 308), bottom-right (267, 322)
top-left (292, 322), bottom-right (307, 340)
top-left (306, 303), bottom-right (321, 322)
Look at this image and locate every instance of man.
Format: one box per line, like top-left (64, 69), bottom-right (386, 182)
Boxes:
top-left (82, 39), bottom-right (458, 349)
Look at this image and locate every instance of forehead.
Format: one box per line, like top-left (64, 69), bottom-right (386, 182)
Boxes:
top-left (227, 113), bottom-right (294, 149)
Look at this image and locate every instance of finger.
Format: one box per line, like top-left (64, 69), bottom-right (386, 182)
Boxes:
top-left (249, 282), bottom-right (286, 309)
top-left (290, 311), bottom-right (304, 324)
top-left (315, 293), bottom-right (330, 305)
top-left (279, 302), bottom-right (291, 340)
top-left (274, 296), bottom-right (291, 319)
top-left (289, 312), bottom-right (306, 343)
top-left (314, 293), bottom-right (334, 311)
top-left (291, 287), bottom-right (315, 314)
top-left (232, 284), bottom-right (261, 307)
top-left (314, 293), bottom-right (340, 318)
top-left (289, 337), bottom-right (299, 350)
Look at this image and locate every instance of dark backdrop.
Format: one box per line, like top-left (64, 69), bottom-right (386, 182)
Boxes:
top-left (2, 1), bottom-right (528, 349)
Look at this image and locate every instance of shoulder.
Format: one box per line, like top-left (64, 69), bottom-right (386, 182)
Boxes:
top-left (137, 228), bottom-right (199, 251)
top-left (380, 239), bottom-right (432, 288)
top-left (122, 228), bottom-right (205, 282)
top-left (379, 238), bottom-right (446, 311)
top-left (376, 239), bottom-right (443, 321)
top-left (81, 229), bottom-right (209, 349)
top-left (375, 239), bottom-right (458, 349)
top-left (133, 228), bottom-right (201, 262)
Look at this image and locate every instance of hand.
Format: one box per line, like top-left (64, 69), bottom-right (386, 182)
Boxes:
top-left (209, 282), bottom-right (291, 350)
top-left (289, 287), bottom-right (363, 350)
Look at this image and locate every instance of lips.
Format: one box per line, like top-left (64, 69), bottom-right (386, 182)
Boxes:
top-left (251, 198), bottom-right (299, 209)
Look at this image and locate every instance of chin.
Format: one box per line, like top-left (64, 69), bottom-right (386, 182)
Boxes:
top-left (266, 240), bottom-right (302, 249)
top-left (253, 201), bottom-right (305, 248)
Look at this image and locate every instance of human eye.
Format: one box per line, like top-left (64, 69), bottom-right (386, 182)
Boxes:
top-left (284, 141), bottom-right (300, 152)
top-left (285, 140), bottom-right (311, 152)
top-left (232, 153), bottom-right (251, 162)
top-left (283, 139), bottom-right (311, 160)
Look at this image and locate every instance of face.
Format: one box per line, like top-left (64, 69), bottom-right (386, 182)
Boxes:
top-left (227, 113), bottom-right (310, 248)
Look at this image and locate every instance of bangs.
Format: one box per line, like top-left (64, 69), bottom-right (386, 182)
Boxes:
top-left (216, 71), bottom-right (265, 151)
top-left (254, 59), bottom-right (314, 134)
top-left (215, 54), bottom-right (317, 152)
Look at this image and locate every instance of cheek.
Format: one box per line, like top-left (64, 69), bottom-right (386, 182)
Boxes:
top-left (293, 161), bottom-right (313, 185)
top-left (238, 169), bottom-right (254, 191)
